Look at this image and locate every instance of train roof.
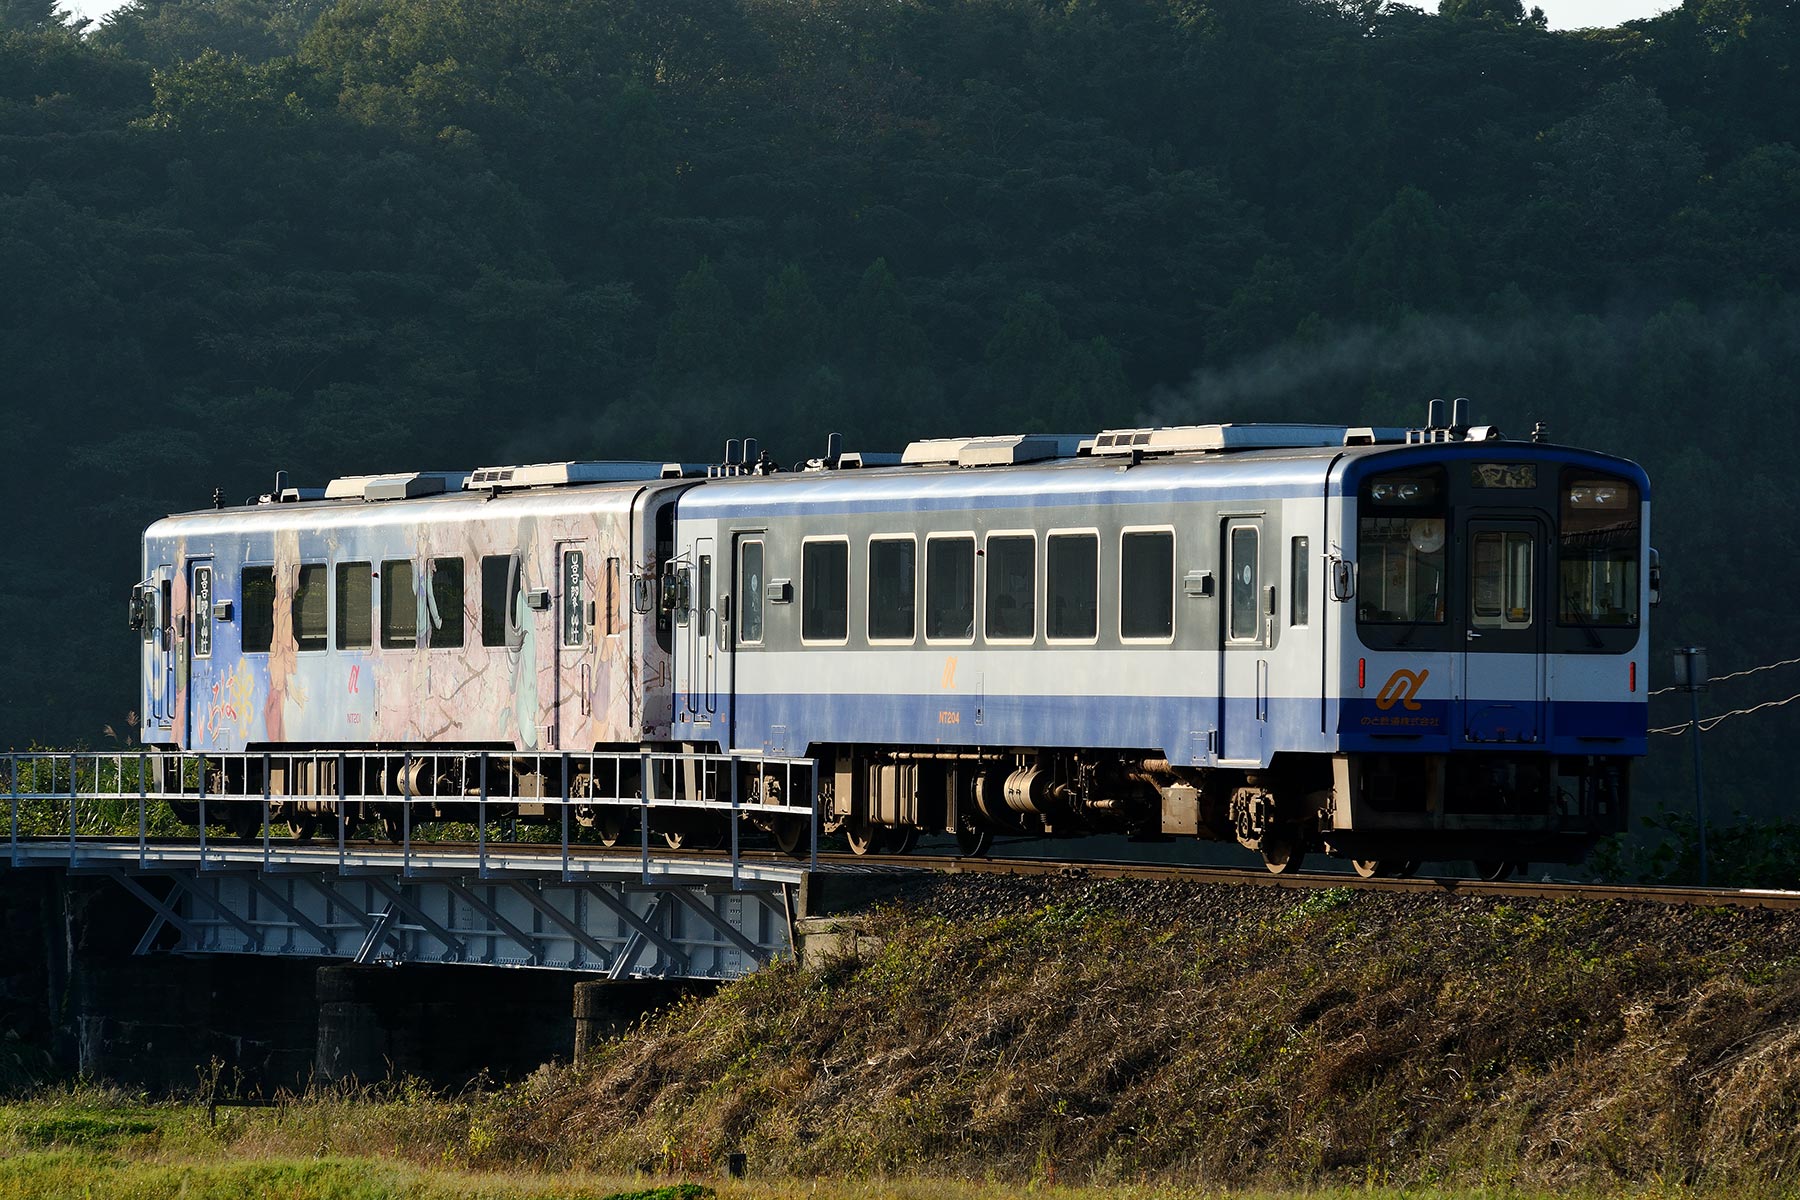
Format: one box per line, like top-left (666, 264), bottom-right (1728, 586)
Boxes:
top-left (144, 471), bottom-right (685, 540)
top-left (143, 418), bottom-right (1649, 538)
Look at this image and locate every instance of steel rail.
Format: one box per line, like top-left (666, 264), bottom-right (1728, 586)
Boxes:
top-left (11, 835), bottom-right (1800, 910)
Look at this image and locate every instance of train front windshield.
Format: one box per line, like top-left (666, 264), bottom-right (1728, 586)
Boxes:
top-left (1355, 461), bottom-right (1641, 653)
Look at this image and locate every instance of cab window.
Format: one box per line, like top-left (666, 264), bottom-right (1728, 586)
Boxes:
top-left (1560, 474), bottom-right (1640, 628)
top-left (1357, 468), bottom-right (1447, 626)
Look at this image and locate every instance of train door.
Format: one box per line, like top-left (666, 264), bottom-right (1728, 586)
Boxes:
top-left (555, 540), bottom-right (595, 749)
top-left (1218, 519), bottom-right (1269, 764)
top-left (143, 562), bottom-right (176, 732)
top-left (183, 558), bottom-right (216, 744)
top-left (725, 533), bottom-right (762, 749)
top-left (679, 536), bottom-right (720, 732)
top-left (1459, 517), bottom-right (1547, 744)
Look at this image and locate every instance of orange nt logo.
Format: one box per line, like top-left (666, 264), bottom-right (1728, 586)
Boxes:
top-left (1375, 668), bottom-right (1430, 711)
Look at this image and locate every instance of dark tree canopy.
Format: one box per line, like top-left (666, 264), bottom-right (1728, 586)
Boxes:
top-left (3, 0), bottom-right (1799, 819)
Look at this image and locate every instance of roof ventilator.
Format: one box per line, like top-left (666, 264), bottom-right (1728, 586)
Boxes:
top-left (1406, 398), bottom-right (1503, 444)
top-left (1082, 424), bottom-right (1406, 458)
top-left (900, 433), bottom-right (1085, 468)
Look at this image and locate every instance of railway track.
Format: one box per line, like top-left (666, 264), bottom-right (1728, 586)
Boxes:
top-left (17, 834), bottom-right (1800, 911)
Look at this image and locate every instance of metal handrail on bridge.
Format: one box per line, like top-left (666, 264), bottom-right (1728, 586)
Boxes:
top-left (4, 747), bottom-right (819, 887)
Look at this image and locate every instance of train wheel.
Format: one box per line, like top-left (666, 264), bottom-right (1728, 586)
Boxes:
top-left (1260, 830), bottom-right (1305, 875)
top-left (379, 811), bottom-right (405, 844)
top-left (844, 820), bottom-right (885, 856)
top-left (664, 816), bottom-right (726, 852)
top-left (287, 816), bottom-right (319, 844)
top-left (888, 826), bottom-right (919, 856)
top-left (596, 810), bottom-right (627, 848)
top-left (954, 812), bottom-right (994, 859)
top-left (1351, 859), bottom-right (1383, 879)
top-left (1472, 859), bottom-right (1516, 881)
top-left (771, 816), bottom-right (808, 856)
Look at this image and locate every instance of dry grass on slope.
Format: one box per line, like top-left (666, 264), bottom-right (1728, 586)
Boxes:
top-left (478, 877), bottom-right (1800, 1191)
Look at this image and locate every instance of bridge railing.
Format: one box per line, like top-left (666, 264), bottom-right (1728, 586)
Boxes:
top-left (3, 748), bottom-right (819, 885)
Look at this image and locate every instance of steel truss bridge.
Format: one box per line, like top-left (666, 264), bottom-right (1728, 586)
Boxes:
top-left (4, 749), bottom-right (846, 981)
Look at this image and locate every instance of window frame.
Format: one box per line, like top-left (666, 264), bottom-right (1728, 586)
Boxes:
top-left (293, 562), bottom-right (330, 654)
top-left (479, 553), bottom-right (520, 649)
top-left (1290, 535), bottom-right (1310, 629)
top-left (983, 530), bottom-right (1038, 645)
top-left (335, 560), bottom-right (374, 651)
top-left (923, 531), bottom-right (978, 647)
top-left (1225, 523), bottom-right (1262, 646)
top-left (866, 534), bottom-right (919, 646)
top-left (380, 559), bottom-right (417, 649)
top-left (1045, 527), bottom-right (1102, 646)
top-left (427, 557), bottom-right (466, 650)
top-left (799, 535), bottom-right (851, 646)
top-left (1118, 525), bottom-right (1177, 645)
top-left (737, 540), bottom-right (765, 647)
top-left (240, 564), bottom-right (276, 655)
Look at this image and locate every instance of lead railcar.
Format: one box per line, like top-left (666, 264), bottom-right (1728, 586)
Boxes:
top-left (131, 405), bottom-right (1651, 875)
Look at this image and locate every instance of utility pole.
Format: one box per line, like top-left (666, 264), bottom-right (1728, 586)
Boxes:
top-left (1674, 646), bottom-right (1708, 887)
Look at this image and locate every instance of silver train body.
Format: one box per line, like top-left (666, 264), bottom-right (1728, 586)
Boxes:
top-left (133, 419), bottom-right (1651, 872)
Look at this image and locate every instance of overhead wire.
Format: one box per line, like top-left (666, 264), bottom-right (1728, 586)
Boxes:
top-left (1648, 654), bottom-right (1800, 697)
top-left (1650, 690), bottom-right (1800, 736)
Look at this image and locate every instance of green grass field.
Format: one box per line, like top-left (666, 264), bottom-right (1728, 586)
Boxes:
top-left (0, 1088), bottom-right (1786, 1200)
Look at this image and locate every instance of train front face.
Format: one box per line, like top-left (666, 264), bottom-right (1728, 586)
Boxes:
top-left (1326, 441), bottom-right (1650, 867)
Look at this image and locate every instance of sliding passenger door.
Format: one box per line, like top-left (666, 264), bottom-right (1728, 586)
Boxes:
top-left (1218, 519), bottom-right (1270, 764)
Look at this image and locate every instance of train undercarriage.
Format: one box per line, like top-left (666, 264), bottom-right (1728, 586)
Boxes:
top-left (155, 743), bottom-right (1629, 876)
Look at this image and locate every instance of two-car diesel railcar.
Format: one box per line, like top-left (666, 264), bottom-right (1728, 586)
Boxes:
top-left (131, 407), bottom-right (1651, 875)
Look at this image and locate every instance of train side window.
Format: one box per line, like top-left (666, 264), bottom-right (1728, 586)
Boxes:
top-left (1228, 527), bottom-right (1259, 642)
top-left (562, 549), bottom-right (586, 647)
top-left (428, 558), bottom-right (465, 648)
top-left (1291, 536), bottom-right (1310, 627)
top-left (868, 536), bottom-right (917, 643)
top-left (241, 567), bottom-right (275, 653)
top-left (294, 564), bottom-right (328, 652)
top-left (1120, 530), bottom-right (1174, 642)
top-left (381, 560), bottom-right (416, 648)
top-left (738, 541), bottom-right (764, 645)
top-left (1047, 531), bottom-right (1099, 642)
top-left (335, 562), bottom-right (373, 650)
top-left (925, 534), bottom-right (975, 642)
top-left (802, 538), bottom-right (848, 643)
top-left (985, 533), bottom-right (1036, 641)
top-left (480, 554), bottom-right (519, 647)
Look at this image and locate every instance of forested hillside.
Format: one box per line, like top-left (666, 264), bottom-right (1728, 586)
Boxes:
top-left (3, 0), bottom-right (1797, 825)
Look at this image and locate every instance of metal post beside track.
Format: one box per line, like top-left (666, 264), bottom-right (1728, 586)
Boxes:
top-left (198, 756), bottom-right (209, 870)
top-left (261, 751), bottom-right (272, 872)
top-left (336, 752), bottom-right (347, 876)
top-left (402, 752), bottom-right (412, 879)
top-left (9, 752), bottom-right (19, 868)
top-left (729, 755), bottom-right (741, 889)
top-left (67, 753), bottom-right (78, 869)
top-left (639, 750), bottom-right (652, 886)
top-left (137, 752), bottom-right (148, 870)
top-left (478, 752), bottom-right (489, 881)
top-left (560, 752), bottom-right (571, 883)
